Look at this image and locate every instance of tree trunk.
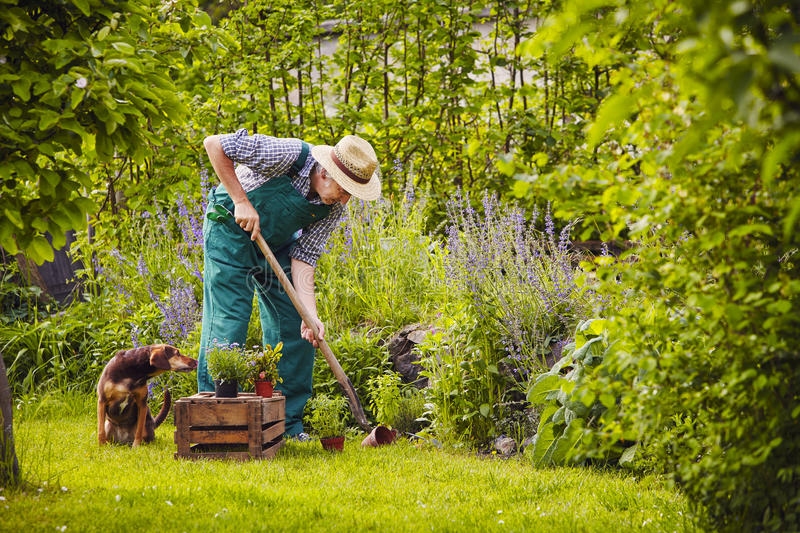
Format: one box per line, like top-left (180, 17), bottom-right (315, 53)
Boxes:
top-left (0, 350), bottom-right (20, 487)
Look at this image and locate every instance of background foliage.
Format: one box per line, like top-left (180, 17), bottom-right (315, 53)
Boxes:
top-left (2, 1), bottom-right (799, 531)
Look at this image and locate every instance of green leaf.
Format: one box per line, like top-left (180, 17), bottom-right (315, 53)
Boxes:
top-left (71, 88), bottom-right (85, 110)
top-left (70, 0), bottom-right (91, 16)
top-left (766, 299), bottom-right (792, 315)
top-left (27, 234), bottom-right (55, 265)
top-left (111, 41), bottom-right (136, 55)
top-left (528, 422), bottom-right (557, 465)
top-left (95, 131), bottom-right (114, 160)
top-left (586, 92), bottom-right (635, 149)
top-left (619, 443), bottom-right (638, 466)
top-left (550, 418), bottom-right (586, 464)
top-left (0, 225), bottom-right (19, 255)
top-left (728, 224), bottom-right (773, 238)
top-left (12, 78), bottom-right (31, 101)
top-left (38, 109), bottom-right (61, 130)
top-left (527, 373), bottom-right (563, 404)
top-left (4, 206), bottom-right (23, 228)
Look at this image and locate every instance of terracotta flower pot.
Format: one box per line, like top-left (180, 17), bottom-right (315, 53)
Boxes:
top-left (320, 435), bottom-right (345, 452)
top-left (361, 425), bottom-right (398, 447)
top-left (254, 380), bottom-right (274, 398)
top-left (214, 379), bottom-right (238, 398)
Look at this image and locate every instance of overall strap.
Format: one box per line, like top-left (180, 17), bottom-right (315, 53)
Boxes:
top-left (289, 142), bottom-right (310, 178)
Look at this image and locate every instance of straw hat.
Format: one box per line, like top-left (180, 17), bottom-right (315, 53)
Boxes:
top-left (311, 135), bottom-right (381, 201)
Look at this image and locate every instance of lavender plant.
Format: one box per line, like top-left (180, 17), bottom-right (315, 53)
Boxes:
top-left (412, 192), bottom-right (597, 445)
top-left (72, 182), bottom-right (206, 349)
top-left (444, 191), bottom-right (595, 374)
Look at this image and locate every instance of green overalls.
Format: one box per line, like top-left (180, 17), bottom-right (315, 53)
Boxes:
top-left (198, 143), bottom-right (331, 436)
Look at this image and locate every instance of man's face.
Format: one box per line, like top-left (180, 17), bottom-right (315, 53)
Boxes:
top-left (316, 167), bottom-right (352, 205)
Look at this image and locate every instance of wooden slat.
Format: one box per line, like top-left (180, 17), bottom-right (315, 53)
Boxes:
top-left (185, 428), bottom-right (249, 444)
top-left (262, 420), bottom-right (285, 443)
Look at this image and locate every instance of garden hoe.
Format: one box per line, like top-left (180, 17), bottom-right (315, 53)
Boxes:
top-left (253, 233), bottom-right (372, 433)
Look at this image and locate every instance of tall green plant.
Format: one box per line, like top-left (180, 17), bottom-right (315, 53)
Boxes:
top-left (526, 319), bottom-right (632, 466)
top-left (316, 185), bottom-right (446, 332)
top-left (416, 306), bottom-right (503, 445)
top-left (524, 1), bottom-right (800, 531)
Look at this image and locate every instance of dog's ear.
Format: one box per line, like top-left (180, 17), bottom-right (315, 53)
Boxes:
top-left (149, 345), bottom-right (174, 370)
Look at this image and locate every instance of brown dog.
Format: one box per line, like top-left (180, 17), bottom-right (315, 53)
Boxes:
top-left (97, 344), bottom-right (197, 446)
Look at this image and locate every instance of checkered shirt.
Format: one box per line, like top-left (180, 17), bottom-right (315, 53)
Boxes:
top-left (219, 129), bottom-right (344, 267)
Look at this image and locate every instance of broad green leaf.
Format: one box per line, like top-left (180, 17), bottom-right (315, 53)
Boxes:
top-left (4, 207), bottom-right (23, 229)
top-left (619, 444), bottom-right (638, 466)
top-left (528, 421), bottom-right (557, 465)
top-left (111, 41), bottom-right (136, 55)
top-left (71, 88), bottom-right (85, 110)
top-left (586, 92), bottom-right (635, 149)
top-left (728, 224), bottom-right (773, 238)
top-left (766, 300), bottom-right (792, 315)
top-left (38, 109), bottom-right (61, 130)
top-left (27, 234), bottom-right (55, 264)
top-left (550, 418), bottom-right (586, 464)
top-left (0, 226), bottom-right (19, 255)
top-left (12, 78), bottom-right (31, 101)
top-left (69, 0), bottom-right (91, 16)
top-left (527, 373), bottom-right (563, 404)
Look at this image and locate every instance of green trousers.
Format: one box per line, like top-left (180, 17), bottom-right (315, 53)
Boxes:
top-left (198, 173), bottom-right (330, 436)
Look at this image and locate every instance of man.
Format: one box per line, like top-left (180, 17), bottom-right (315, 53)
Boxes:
top-left (199, 129), bottom-right (381, 438)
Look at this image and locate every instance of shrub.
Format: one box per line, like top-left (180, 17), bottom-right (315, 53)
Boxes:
top-left (305, 393), bottom-right (348, 439)
top-left (367, 370), bottom-right (426, 435)
top-left (526, 318), bottom-right (632, 466)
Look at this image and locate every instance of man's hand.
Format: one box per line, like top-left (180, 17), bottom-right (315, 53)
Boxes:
top-left (233, 200), bottom-right (261, 241)
top-left (301, 317), bottom-right (325, 348)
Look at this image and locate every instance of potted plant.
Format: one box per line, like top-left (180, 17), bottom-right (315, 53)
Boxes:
top-left (206, 341), bottom-right (249, 398)
top-left (305, 393), bottom-right (348, 451)
top-left (244, 342), bottom-right (284, 398)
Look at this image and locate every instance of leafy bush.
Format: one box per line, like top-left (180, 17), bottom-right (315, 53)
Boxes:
top-left (316, 185), bottom-right (446, 332)
top-left (416, 306), bottom-right (505, 446)
top-left (526, 319), bottom-right (631, 466)
top-left (305, 393), bottom-right (348, 438)
top-left (367, 370), bottom-right (426, 435)
top-left (525, 1), bottom-right (800, 530)
top-left (414, 192), bottom-right (598, 446)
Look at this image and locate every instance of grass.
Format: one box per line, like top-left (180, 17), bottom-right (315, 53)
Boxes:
top-left (2, 395), bottom-right (698, 532)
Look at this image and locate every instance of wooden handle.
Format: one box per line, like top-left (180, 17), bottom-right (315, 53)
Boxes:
top-left (253, 233), bottom-right (371, 432)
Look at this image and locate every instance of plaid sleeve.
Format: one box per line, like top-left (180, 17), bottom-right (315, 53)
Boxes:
top-left (290, 203), bottom-right (346, 266)
top-left (219, 129), bottom-right (302, 177)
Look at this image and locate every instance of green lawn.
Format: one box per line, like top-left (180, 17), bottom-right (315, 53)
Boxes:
top-left (2, 400), bottom-right (697, 532)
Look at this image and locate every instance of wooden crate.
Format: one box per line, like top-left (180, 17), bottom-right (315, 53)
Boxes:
top-left (174, 392), bottom-right (285, 460)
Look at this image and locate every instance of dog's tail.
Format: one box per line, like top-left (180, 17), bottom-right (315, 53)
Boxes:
top-left (153, 388), bottom-right (172, 428)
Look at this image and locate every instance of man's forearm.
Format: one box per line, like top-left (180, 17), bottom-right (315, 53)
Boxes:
top-left (204, 135), bottom-right (247, 205)
top-left (291, 258), bottom-right (318, 318)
